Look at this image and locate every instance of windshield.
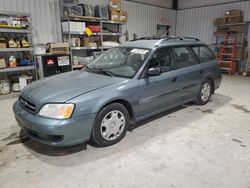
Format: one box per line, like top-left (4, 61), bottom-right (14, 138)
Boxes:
top-left (85, 47), bottom-right (150, 78)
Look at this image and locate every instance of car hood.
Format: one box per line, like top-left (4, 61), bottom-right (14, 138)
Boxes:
top-left (20, 71), bottom-right (127, 106)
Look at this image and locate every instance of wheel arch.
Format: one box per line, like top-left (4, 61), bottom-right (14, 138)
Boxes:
top-left (96, 99), bottom-right (135, 126)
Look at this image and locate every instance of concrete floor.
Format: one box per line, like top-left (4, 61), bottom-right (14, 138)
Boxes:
top-left (0, 75), bottom-right (250, 188)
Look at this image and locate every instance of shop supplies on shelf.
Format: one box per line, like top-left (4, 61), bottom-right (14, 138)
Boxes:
top-left (9, 56), bottom-right (17, 68)
top-left (0, 80), bottom-right (10, 95)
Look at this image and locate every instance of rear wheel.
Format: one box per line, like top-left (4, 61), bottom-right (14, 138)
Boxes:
top-left (196, 79), bottom-right (212, 105)
top-left (91, 103), bottom-right (130, 147)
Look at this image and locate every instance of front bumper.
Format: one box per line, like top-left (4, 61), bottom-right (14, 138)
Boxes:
top-left (13, 101), bottom-right (96, 146)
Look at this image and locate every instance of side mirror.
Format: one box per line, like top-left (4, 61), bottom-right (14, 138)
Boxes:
top-left (147, 67), bottom-right (161, 76)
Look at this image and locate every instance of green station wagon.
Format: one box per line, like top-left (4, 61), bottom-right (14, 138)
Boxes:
top-left (13, 36), bottom-right (221, 147)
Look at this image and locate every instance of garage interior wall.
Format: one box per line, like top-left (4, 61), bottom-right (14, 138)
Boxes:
top-left (0, 0), bottom-right (176, 44)
top-left (1, 0), bottom-right (249, 46)
top-left (0, 0), bottom-right (60, 44)
top-left (176, 1), bottom-right (250, 48)
top-left (66, 0), bottom-right (176, 41)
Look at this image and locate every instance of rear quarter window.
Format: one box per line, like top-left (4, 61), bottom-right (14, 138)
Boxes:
top-left (192, 46), bottom-right (216, 62)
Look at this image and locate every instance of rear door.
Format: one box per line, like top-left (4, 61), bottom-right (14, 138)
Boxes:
top-left (172, 46), bottom-right (203, 102)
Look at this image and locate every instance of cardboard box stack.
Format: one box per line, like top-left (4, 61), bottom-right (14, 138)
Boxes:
top-left (109, 0), bottom-right (128, 22)
top-left (214, 10), bottom-right (244, 34)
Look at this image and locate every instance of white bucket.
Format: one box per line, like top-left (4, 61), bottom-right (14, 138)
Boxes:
top-left (19, 76), bottom-right (28, 90)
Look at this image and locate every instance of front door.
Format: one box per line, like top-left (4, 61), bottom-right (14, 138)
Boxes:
top-left (138, 47), bottom-right (179, 117)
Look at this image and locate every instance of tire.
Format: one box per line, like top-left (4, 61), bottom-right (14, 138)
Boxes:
top-left (195, 79), bottom-right (212, 105)
top-left (91, 103), bottom-right (130, 147)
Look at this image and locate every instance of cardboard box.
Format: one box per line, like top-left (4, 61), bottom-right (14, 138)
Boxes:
top-left (83, 37), bottom-right (100, 47)
top-left (0, 58), bottom-right (6, 68)
top-left (227, 16), bottom-right (243, 24)
top-left (225, 10), bottom-right (242, 18)
top-left (62, 21), bottom-right (79, 32)
top-left (109, 9), bottom-right (120, 21)
top-left (214, 28), bottom-right (228, 34)
top-left (48, 43), bottom-right (69, 54)
top-left (0, 38), bottom-right (7, 48)
top-left (119, 11), bottom-right (127, 22)
top-left (228, 25), bottom-right (245, 33)
top-left (234, 48), bottom-right (242, 59)
top-left (76, 22), bottom-right (86, 32)
top-left (109, 0), bottom-right (121, 11)
top-left (214, 18), bottom-right (227, 25)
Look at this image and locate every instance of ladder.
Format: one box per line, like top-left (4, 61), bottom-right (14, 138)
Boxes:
top-left (219, 35), bottom-right (236, 75)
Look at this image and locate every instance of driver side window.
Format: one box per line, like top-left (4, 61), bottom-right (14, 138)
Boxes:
top-left (149, 47), bottom-right (174, 73)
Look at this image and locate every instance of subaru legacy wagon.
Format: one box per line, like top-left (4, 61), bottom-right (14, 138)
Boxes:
top-left (13, 36), bottom-right (221, 147)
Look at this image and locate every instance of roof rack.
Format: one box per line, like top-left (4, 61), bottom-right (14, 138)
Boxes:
top-left (128, 36), bottom-right (161, 41)
top-left (128, 35), bottom-right (200, 43)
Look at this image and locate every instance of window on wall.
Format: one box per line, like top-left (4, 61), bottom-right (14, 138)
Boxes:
top-left (149, 47), bottom-right (174, 73)
top-left (173, 46), bottom-right (197, 69)
top-left (192, 46), bottom-right (216, 62)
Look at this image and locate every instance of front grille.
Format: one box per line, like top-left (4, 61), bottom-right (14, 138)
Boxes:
top-left (19, 97), bottom-right (36, 114)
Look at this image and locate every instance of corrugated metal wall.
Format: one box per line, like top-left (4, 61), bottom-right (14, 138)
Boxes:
top-left (178, 0), bottom-right (244, 10)
top-left (127, 0), bottom-right (172, 9)
top-left (0, 0), bottom-right (59, 44)
top-left (77, 0), bottom-right (176, 40)
top-left (0, 0), bottom-right (176, 43)
top-left (176, 1), bottom-right (250, 46)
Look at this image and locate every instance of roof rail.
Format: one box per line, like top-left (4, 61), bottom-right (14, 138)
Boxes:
top-left (161, 35), bottom-right (200, 41)
top-left (128, 35), bottom-right (200, 43)
top-left (128, 36), bottom-right (161, 42)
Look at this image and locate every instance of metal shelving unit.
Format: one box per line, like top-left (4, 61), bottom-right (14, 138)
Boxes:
top-left (61, 15), bottom-right (126, 69)
top-left (0, 28), bottom-right (32, 34)
top-left (0, 48), bottom-right (33, 52)
top-left (0, 66), bottom-right (35, 73)
top-left (0, 11), bottom-right (36, 99)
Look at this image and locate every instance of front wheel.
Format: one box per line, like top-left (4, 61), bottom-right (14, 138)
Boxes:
top-left (196, 79), bottom-right (212, 105)
top-left (91, 103), bottom-right (130, 147)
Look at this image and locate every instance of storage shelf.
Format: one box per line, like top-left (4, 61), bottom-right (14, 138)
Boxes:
top-left (213, 33), bottom-right (244, 36)
top-left (61, 16), bottom-right (126, 24)
top-left (0, 28), bottom-right (31, 33)
top-left (0, 66), bottom-right (35, 73)
top-left (214, 23), bottom-right (246, 27)
top-left (71, 46), bottom-right (111, 50)
top-left (72, 64), bottom-right (84, 69)
top-left (61, 15), bottom-right (101, 22)
top-left (63, 31), bottom-right (123, 36)
top-left (211, 44), bottom-right (243, 47)
top-left (0, 48), bottom-right (33, 52)
top-left (102, 20), bottom-right (126, 24)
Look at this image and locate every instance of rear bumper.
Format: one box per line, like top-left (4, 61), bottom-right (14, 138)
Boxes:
top-left (13, 101), bottom-right (96, 146)
top-left (214, 74), bottom-right (222, 90)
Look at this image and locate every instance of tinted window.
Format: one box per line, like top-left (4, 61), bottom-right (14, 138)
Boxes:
top-left (192, 46), bottom-right (216, 62)
top-left (149, 47), bottom-right (174, 73)
top-left (173, 46), bottom-right (197, 69)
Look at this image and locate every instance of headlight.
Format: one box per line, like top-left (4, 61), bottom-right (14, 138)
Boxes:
top-left (39, 103), bottom-right (75, 119)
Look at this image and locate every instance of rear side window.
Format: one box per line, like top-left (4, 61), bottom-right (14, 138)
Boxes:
top-left (173, 46), bottom-right (198, 69)
top-left (192, 46), bottom-right (216, 62)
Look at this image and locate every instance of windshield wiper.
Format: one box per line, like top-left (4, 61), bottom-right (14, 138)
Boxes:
top-left (92, 68), bottom-right (114, 77)
top-left (85, 65), bottom-right (94, 72)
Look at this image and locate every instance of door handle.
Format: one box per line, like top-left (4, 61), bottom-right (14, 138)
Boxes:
top-left (200, 70), bottom-right (204, 74)
top-left (171, 77), bottom-right (178, 82)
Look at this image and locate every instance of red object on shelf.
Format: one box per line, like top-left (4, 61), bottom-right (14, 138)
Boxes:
top-left (87, 25), bottom-right (101, 33)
